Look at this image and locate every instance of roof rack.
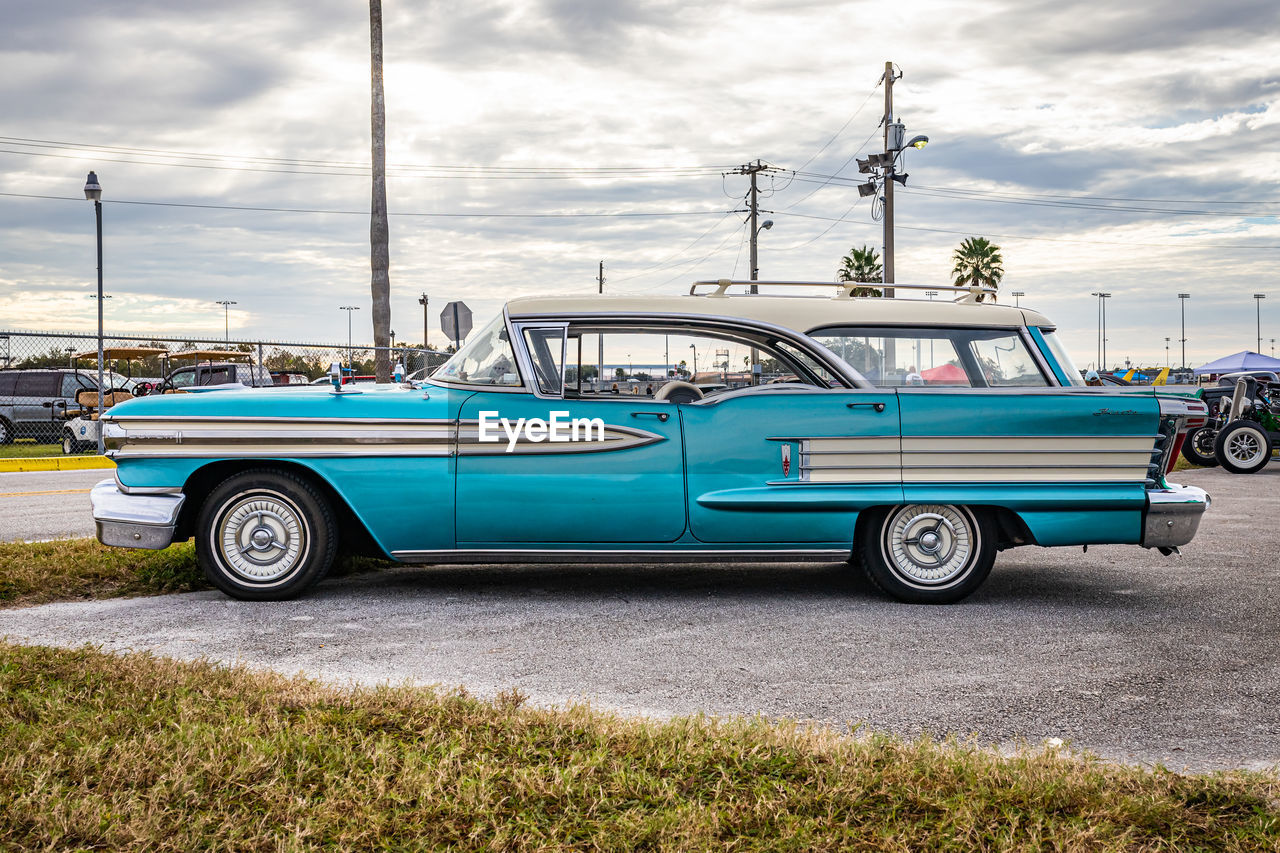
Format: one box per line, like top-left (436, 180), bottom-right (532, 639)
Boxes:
top-left (689, 279), bottom-right (1000, 302)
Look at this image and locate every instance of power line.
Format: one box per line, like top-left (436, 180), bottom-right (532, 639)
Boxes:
top-left (776, 210), bottom-right (1280, 250)
top-left (0, 137), bottom-right (730, 179)
top-left (0, 191), bottom-right (730, 219)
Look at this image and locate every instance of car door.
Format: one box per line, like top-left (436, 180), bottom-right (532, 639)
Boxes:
top-left (454, 323), bottom-right (687, 546)
top-left (680, 387), bottom-right (903, 543)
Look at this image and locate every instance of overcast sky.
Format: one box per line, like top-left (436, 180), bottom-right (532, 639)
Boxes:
top-left (2, 0), bottom-right (1278, 368)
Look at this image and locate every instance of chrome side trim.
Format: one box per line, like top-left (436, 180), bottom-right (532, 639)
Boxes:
top-left (1142, 484), bottom-right (1210, 549)
top-left (91, 479), bottom-right (185, 550)
top-left (390, 548), bottom-right (850, 564)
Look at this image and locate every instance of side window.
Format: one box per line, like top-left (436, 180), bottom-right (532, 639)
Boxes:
top-left (60, 374), bottom-right (83, 397)
top-left (563, 326), bottom-right (826, 398)
top-left (0, 372), bottom-right (17, 395)
top-left (810, 328), bottom-right (972, 387)
top-left (15, 373), bottom-right (59, 396)
top-left (966, 332), bottom-right (1050, 387)
top-left (168, 369), bottom-right (197, 389)
top-left (521, 327), bottom-right (566, 396)
top-left (205, 366), bottom-right (233, 385)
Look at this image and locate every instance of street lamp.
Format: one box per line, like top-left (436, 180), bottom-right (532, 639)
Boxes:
top-left (1254, 294), bottom-right (1266, 354)
top-left (1011, 290), bottom-right (1025, 307)
top-left (215, 300), bottom-right (237, 347)
top-left (858, 109), bottom-right (930, 297)
top-left (688, 343), bottom-right (698, 377)
top-left (1165, 337), bottom-right (1170, 368)
top-left (84, 170), bottom-right (105, 454)
top-left (1178, 293), bottom-right (1190, 371)
top-left (1090, 292), bottom-right (1111, 369)
top-left (340, 305), bottom-right (360, 373)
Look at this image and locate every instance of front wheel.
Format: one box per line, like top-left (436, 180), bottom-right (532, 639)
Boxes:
top-left (1215, 420), bottom-right (1273, 474)
top-left (195, 469), bottom-right (337, 600)
top-left (61, 431), bottom-right (81, 455)
top-left (858, 504), bottom-right (996, 604)
top-left (1180, 426), bottom-right (1218, 467)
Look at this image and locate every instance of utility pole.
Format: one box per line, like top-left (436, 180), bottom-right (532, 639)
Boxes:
top-left (882, 60), bottom-right (898, 298)
top-left (418, 293), bottom-right (429, 351)
top-left (730, 161), bottom-right (771, 293)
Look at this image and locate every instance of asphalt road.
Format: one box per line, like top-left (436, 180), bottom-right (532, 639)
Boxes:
top-left (0, 469), bottom-right (105, 542)
top-left (1, 465), bottom-right (1276, 772)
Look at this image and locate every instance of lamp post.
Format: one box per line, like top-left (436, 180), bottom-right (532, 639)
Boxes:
top-left (418, 293), bottom-right (429, 351)
top-left (1011, 290), bottom-right (1025, 307)
top-left (340, 305), bottom-right (360, 373)
top-left (215, 300), bottom-right (237, 347)
top-left (1165, 337), bottom-right (1170, 368)
top-left (84, 171), bottom-right (105, 454)
top-left (1090, 292), bottom-right (1111, 369)
top-left (688, 343), bottom-right (698, 378)
top-left (1254, 294), bottom-right (1266, 354)
top-left (1178, 293), bottom-right (1190, 371)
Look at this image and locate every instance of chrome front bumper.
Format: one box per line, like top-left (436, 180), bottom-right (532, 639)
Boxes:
top-left (1142, 483), bottom-right (1210, 549)
top-left (91, 479), bottom-right (185, 550)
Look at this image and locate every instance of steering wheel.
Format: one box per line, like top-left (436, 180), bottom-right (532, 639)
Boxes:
top-left (654, 380), bottom-right (704, 404)
top-left (132, 382), bottom-right (151, 397)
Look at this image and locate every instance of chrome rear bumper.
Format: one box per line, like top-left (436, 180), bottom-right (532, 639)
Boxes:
top-left (91, 479), bottom-right (185, 550)
top-left (1142, 483), bottom-right (1210, 549)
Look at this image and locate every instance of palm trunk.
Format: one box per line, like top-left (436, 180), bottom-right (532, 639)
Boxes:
top-left (369, 0), bottom-right (391, 382)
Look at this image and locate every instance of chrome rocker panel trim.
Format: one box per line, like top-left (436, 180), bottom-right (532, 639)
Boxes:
top-left (1142, 484), bottom-right (1210, 550)
top-left (91, 479), bottom-right (185, 550)
top-left (391, 548), bottom-right (850, 564)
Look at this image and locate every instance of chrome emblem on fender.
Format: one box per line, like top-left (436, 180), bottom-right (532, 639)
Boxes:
top-left (781, 444), bottom-right (791, 477)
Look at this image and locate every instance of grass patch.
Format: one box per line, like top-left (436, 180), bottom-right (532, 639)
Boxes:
top-left (0, 538), bottom-right (391, 608)
top-left (0, 643), bottom-right (1276, 850)
top-left (0, 539), bottom-right (205, 608)
top-left (0, 441), bottom-right (66, 459)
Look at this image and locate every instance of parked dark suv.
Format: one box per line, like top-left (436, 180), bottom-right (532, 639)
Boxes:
top-left (0, 368), bottom-right (132, 445)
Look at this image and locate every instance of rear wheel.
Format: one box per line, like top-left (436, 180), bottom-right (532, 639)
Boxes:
top-left (858, 504), bottom-right (996, 604)
top-left (195, 469), bottom-right (337, 600)
top-left (0, 418), bottom-right (12, 445)
top-left (1215, 420), bottom-right (1273, 474)
top-left (1180, 426), bottom-right (1218, 467)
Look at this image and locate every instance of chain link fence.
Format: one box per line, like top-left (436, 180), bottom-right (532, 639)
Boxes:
top-left (0, 330), bottom-right (450, 450)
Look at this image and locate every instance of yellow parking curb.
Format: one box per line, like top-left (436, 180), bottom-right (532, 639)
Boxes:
top-left (0, 455), bottom-right (116, 473)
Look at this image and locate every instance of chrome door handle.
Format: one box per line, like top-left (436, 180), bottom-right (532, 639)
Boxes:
top-left (632, 411), bottom-right (670, 422)
top-left (847, 402), bottom-right (886, 412)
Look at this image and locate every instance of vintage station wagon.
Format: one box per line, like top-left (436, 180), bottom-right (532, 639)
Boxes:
top-left (92, 281), bottom-right (1210, 604)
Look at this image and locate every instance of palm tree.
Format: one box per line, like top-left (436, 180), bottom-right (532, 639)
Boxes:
top-left (836, 245), bottom-right (883, 297)
top-left (951, 237), bottom-right (1004, 301)
top-left (369, 0), bottom-right (392, 382)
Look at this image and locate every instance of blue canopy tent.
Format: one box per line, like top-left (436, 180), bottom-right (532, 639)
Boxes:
top-left (1192, 350), bottom-right (1280, 376)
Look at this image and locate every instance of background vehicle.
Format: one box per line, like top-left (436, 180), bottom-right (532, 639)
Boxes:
top-left (1180, 371), bottom-right (1280, 468)
top-left (0, 367), bottom-right (134, 445)
top-left (154, 350), bottom-right (272, 392)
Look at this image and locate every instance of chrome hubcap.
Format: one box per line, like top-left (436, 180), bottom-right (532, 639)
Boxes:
top-left (1227, 431), bottom-right (1263, 464)
top-left (883, 504), bottom-right (976, 587)
top-left (216, 492), bottom-right (307, 583)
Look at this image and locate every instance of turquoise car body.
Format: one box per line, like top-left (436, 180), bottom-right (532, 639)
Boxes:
top-left (92, 286), bottom-right (1210, 601)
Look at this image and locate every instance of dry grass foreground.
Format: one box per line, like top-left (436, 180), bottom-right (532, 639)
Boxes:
top-left (0, 539), bottom-right (390, 609)
top-left (1, 644), bottom-right (1277, 851)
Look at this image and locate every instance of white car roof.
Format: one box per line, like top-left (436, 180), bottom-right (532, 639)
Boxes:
top-left (505, 289), bottom-right (1052, 333)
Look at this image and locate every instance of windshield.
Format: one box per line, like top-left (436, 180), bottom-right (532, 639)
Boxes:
top-left (435, 314), bottom-right (523, 386)
top-left (1039, 329), bottom-right (1085, 386)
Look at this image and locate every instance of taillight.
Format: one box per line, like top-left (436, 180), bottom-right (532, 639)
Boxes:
top-left (1166, 431), bottom-right (1187, 475)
